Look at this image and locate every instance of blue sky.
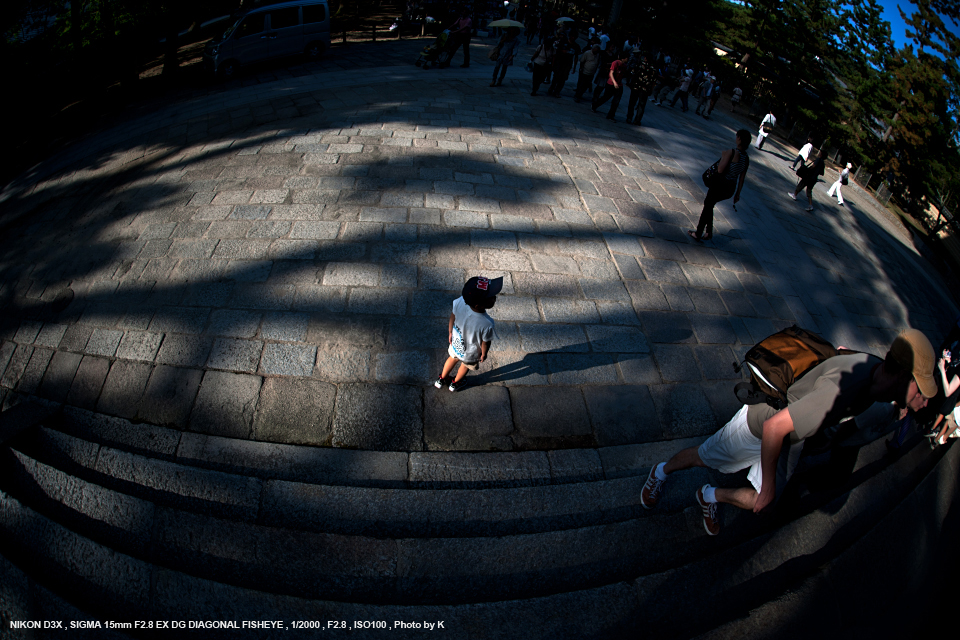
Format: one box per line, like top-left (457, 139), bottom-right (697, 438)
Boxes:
top-left (877, 0), bottom-right (960, 49)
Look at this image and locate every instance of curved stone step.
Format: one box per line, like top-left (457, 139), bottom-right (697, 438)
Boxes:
top-left (0, 437), bottom-right (953, 638)
top-left (10, 426), bottom-right (714, 538)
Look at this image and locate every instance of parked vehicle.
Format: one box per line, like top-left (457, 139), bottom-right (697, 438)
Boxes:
top-left (203, 0), bottom-right (330, 80)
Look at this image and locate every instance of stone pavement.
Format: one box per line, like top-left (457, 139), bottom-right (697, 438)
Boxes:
top-left (0, 36), bottom-right (956, 453)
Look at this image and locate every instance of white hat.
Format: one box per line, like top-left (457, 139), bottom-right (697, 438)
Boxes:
top-left (846, 162), bottom-right (852, 168)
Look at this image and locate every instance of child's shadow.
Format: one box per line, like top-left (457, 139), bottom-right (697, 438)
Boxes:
top-left (473, 343), bottom-right (653, 385)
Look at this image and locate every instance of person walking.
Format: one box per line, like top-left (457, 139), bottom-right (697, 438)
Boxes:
top-left (667, 69), bottom-right (693, 112)
top-left (640, 330), bottom-right (936, 535)
top-left (688, 129), bottom-right (751, 242)
top-left (592, 49), bottom-right (630, 122)
top-left (694, 73), bottom-right (714, 116)
top-left (730, 86), bottom-right (742, 112)
top-left (705, 81), bottom-right (721, 117)
top-left (791, 137), bottom-right (814, 170)
top-left (756, 110), bottom-right (776, 149)
top-left (529, 38), bottom-right (555, 96)
top-left (489, 29), bottom-right (522, 87)
top-left (625, 48), bottom-right (656, 125)
top-left (548, 33), bottom-right (578, 97)
top-left (827, 162), bottom-right (852, 205)
top-left (446, 9), bottom-right (473, 68)
top-left (574, 43), bottom-right (601, 103)
top-left (434, 277), bottom-right (501, 392)
top-left (788, 150), bottom-right (826, 211)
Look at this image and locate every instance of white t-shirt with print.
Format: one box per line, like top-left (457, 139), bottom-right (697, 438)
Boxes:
top-left (452, 296), bottom-right (495, 363)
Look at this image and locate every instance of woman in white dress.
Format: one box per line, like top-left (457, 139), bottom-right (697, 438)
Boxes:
top-left (827, 163), bottom-right (852, 206)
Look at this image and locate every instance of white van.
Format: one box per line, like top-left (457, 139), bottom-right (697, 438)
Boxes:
top-left (204, 0), bottom-right (331, 79)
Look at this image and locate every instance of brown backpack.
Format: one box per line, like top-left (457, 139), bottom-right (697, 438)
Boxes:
top-left (733, 325), bottom-right (840, 410)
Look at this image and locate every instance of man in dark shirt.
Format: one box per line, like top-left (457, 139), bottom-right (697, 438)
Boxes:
top-left (639, 329), bottom-right (936, 535)
top-left (547, 33), bottom-right (579, 97)
top-left (625, 49), bottom-right (657, 126)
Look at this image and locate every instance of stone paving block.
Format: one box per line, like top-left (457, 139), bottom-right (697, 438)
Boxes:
top-left (115, 331), bottom-right (163, 362)
top-left (293, 285), bottom-right (346, 312)
top-left (576, 258), bottom-right (619, 280)
top-left (638, 311), bottom-right (696, 344)
top-left (719, 290), bottom-right (756, 317)
top-left (540, 299), bottom-right (600, 324)
top-left (727, 316), bottom-right (755, 345)
top-left (530, 255), bottom-right (579, 275)
top-left (490, 214), bottom-right (537, 233)
top-left (687, 288), bottom-right (728, 316)
top-left (510, 386), bottom-right (592, 447)
top-left (205, 310), bottom-right (262, 338)
top-left (148, 307), bottom-right (210, 335)
top-left (746, 293), bottom-right (778, 319)
top-left (38, 351), bottom-right (83, 403)
top-left (182, 282), bottom-right (236, 307)
top-left (689, 314), bottom-right (738, 345)
top-left (84, 328), bottom-right (123, 357)
top-left (546, 353), bottom-right (619, 385)
top-left (713, 269), bottom-right (745, 291)
top-left (207, 338), bottom-right (263, 373)
top-left (474, 351), bottom-right (549, 386)
top-left (488, 296), bottom-right (540, 322)
top-left (190, 371), bottom-right (263, 439)
top-left (580, 278), bottom-right (630, 302)
top-left (260, 343), bottom-right (316, 376)
top-left (0, 341), bottom-right (14, 379)
top-left (626, 281), bottom-right (669, 311)
top-left (700, 380), bottom-right (746, 426)
top-left (155, 334), bottom-right (212, 367)
top-left (332, 383), bottom-right (423, 451)
top-left (424, 386), bottom-right (514, 451)
top-left (585, 324), bottom-right (650, 353)
top-left (661, 284), bottom-right (695, 312)
top-left (322, 262), bottom-right (379, 287)
top-left (738, 272), bottom-right (767, 294)
top-left (374, 351), bottom-right (431, 383)
top-left (694, 345), bottom-right (741, 380)
top-left (500, 202), bottom-right (552, 219)
top-left (651, 344), bottom-right (702, 383)
top-left (640, 238), bottom-right (685, 262)
top-left (230, 204), bottom-right (272, 220)
top-left (599, 436), bottom-right (708, 479)
top-left (480, 250), bottom-right (532, 272)
top-left (314, 345), bottom-right (372, 381)
top-left (261, 312), bottom-right (309, 342)
top-left (2, 345), bottom-right (33, 389)
top-left (421, 267), bottom-right (465, 291)
top-left (593, 300), bottom-right (640, 325)
top-left (613, 255), bottom-right (644, 281)
top-left (18, 348), bottom-right (53, 394)
top-left (604, 233), bottom-right (644, 257)
top-left (97, 361), bottom-right (153, 419)
top-left (253, 377), bottom-right (336, 446)
top-left (680, 263), bottom-right (720, 289)
top-left (518, 324), bottom-right (588, 353)
top-left (232, 284), bottom-right (295, 310)
top-left (617, 352), bottom-right (662, 384)
top-left (66, 356), bottom-right (111, 410)
top-left (371, 242), bottom-right (430, 264)
top-left (742, 317), bottom-right (777, 343)
top-left (13, 321), bottom-right (41, 345)
top-left (138, 365), bottom-right (203, 427)
top-left (348, 288), bottom-right (407, 315)
top-left (33, 323), bottom-right (68, 348)
top-left (649, 383), bottom-right (719, 439)
top-left (583, 385), bottom-right (662, 446)
top-left (679, 245), bottom-right (721, 268)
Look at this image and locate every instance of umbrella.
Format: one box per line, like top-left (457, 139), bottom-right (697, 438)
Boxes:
top-left (487, 19), bottom-right (525, 28)
top-left (556, 17), bottom-right (574, 22)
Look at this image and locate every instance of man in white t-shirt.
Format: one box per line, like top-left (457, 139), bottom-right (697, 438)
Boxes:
top-left (791, 137), bottom-right (814, 170)
top-left (757, 111), bottom-right (776, 150)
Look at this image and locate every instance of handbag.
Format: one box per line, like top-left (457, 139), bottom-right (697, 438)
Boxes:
top-left (488, 43), bottom-right (502, 61)
top-left (702, 160), bottom-right (722, 188)
top-left (840, 173), bottom-right (849, 185)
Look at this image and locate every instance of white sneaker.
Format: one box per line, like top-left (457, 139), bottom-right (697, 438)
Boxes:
top-left (787, 191), bottom-right (797, 200)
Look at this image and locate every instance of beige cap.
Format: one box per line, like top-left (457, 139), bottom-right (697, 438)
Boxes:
top-left (888, 329), bottom-right (936, 397)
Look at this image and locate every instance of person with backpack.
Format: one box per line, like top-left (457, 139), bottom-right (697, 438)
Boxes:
top-left (788, 149), bottom-right (826, 212)
top-left (827, 162), bottom-right (852, 206)
top-left (640, 329), bottom-right (936, 536)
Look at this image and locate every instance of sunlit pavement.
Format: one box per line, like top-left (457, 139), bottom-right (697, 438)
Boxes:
top-left (1, 36), bottom-right (955, 452)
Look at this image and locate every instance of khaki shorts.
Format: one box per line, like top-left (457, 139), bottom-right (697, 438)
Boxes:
top-left (698, 405), bottom-right (803, 496)
top-left (448, 344), bottom-right (479, 370)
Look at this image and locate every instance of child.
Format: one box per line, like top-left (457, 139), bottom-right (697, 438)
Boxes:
top-left (435, 276), bottom-right (501, 392)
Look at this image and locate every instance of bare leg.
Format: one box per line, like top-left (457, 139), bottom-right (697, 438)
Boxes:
top-left (935, 416), bottom-right (953, 443)
top-left (441, 356), bottom-right (459, 379)
top-left (715, 486), bottom-right (757, 510)
top-left (452, 362), bottom-right (470, 383)
top-left (663, 446), bottom-right (708, 474)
